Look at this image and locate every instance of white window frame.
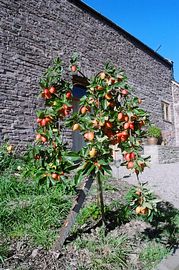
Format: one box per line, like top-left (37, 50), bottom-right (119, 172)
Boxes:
top-left (161, 101), bottom-right (172, 123)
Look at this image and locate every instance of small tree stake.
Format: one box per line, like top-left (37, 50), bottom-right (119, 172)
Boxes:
top-left (52, 174), bottom-right (94, 252)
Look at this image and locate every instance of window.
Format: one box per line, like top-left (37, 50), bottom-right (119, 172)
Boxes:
top-left (71, 75), bottom-right (89, 151)
top-left (72, 84), bottom-right (87, 152)
top-left (72, 84), bottom-right (86, 101)
top-left (162, 101), bottom-right (171, 122)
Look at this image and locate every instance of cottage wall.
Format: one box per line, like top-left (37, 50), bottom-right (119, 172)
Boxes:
top-left (172, 81), bottom-right (179, 146)
top-left (0, 0), bottom-right (175, 147)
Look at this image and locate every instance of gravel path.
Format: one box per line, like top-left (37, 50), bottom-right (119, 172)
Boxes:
top-left (117, 162), bottom-right (179, 270)
top-left (118, 162), bottom-right (179, 209)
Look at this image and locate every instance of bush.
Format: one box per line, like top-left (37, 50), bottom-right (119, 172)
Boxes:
top-left (147, 125), bottom-right (161, 138)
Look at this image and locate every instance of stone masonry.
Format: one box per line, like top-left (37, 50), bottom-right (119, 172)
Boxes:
top-left (144, 145), bottom-right (179, 164)
top-left (172, 80), bottom-right (179, 146)
top-left (0, 0), bottom-right (175, 147)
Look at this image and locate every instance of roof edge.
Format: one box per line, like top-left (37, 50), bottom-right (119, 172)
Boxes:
top-left (68, 0), bottom-right (173, 68)
top-left (172, 80), bottom-right (179, 86)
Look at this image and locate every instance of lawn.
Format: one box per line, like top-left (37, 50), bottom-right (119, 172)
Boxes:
top-left (0, 148), bottom-right (179, 269)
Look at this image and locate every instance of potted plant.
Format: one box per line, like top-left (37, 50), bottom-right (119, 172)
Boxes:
top-left (147, 124), bottom-right (162, 145)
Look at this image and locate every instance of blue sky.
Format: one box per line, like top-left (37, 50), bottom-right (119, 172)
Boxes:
top-left (82, 0), bottom-right (179, 82)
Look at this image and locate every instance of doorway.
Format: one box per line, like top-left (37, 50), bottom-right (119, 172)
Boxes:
top-left (72, 85), bottom-right (86, 151)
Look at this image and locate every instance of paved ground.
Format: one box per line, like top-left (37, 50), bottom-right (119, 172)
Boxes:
top-left (118, 162), bottom-right (179, 209)
top-left (155, 249), bottom-right (179, 270)
top-left (118, 162), bottom-right (179, 270)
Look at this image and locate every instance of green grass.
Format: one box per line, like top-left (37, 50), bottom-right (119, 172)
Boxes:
top-left (0, 169), bottom-right (72, 250)
top-left (140, 242), bottom-right (169, 270)
top-left (75, 227), bottom-right (129, 269)
top-left (0, 243), bottom-right (9, 263)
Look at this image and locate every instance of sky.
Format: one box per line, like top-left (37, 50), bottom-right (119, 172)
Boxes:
top-left (82, 0), bottom-right (179, 82)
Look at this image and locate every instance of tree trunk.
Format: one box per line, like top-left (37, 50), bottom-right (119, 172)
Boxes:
top-left (96, 172), bottom-right (105, 223)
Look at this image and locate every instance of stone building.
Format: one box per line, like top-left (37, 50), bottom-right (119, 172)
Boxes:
top-left (0, 0), bottom-right (178, 153)
top-left (172, 80), bottom-right (179, 146)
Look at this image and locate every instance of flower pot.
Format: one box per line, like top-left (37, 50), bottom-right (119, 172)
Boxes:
top-left (147, 137), bottom-right (158, 145)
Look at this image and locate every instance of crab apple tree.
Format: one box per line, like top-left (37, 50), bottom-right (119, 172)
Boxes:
top-left (33, 58), bottom-right (78, 188)
top-left (66, 61), bottom-right (150, 221)
top-left (34, 55), bottom-right (150, 249)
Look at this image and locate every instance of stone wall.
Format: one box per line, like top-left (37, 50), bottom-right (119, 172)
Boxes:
top-left (158, 146), bottom-right (179, 164)
top-left (144, 145), bottom-right (179, 164)
top-left (172, 80), bottom-right (179, 146)
top-left (0, 0), bottom-right (175, 147)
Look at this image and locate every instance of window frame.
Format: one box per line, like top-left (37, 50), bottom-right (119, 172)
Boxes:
top-left (161, 100), bottom-right (172, 123)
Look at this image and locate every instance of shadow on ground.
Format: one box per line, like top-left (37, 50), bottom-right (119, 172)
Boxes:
top-left (65, 201), bottom-right (179, 251)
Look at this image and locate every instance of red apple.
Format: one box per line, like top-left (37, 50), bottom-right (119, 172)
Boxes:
top-left (71, 65), bottom-right (77, 72)
top-left (49, 86), bottom-right (56, 94)
top-left (66, 91), bottom-right (72, 99)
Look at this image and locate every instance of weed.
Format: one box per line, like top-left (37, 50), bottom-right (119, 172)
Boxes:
top-left (105, 199), bottom-right (133, 225)
top-left (73, 199), bottom-right (133, 236)
top-left (139, 242), bottom-right (169, 270)
top-left (0, 142), bottom-right (18, 173)
top-left (75, 227), bottom-right (128, 269)
top-left (0, 243), bottom-right (9, 263)
top-left (76, 203), bottom-right (101, 226)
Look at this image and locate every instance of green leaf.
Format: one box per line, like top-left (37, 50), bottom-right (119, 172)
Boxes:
top-left (74, 169), bottom-right (84, 185)
top-left (96, 135), bottom-right (108, 143)
top-left (83, 163), bottom-right (95, 176)
top-left (143, 202), bottom-right (153, 209)
top-left (101, 165), bottom-right (112, 175)
top-left (65, 163), bottom-right (81, 171)
top-left (63, 151), bottom-right (81, 162)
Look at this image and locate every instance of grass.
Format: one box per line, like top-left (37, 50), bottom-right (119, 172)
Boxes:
top-left (140, 242), bottom-right (169, 270)
top-left (0, 165), bottom-right (73, 250)
top-left (0, 243), bottom-right (9, 263)
top-left (75, 227), bottom-right (129, 269)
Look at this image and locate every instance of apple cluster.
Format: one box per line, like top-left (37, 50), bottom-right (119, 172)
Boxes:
top-left (69, 63), bottom-right (149, 175)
